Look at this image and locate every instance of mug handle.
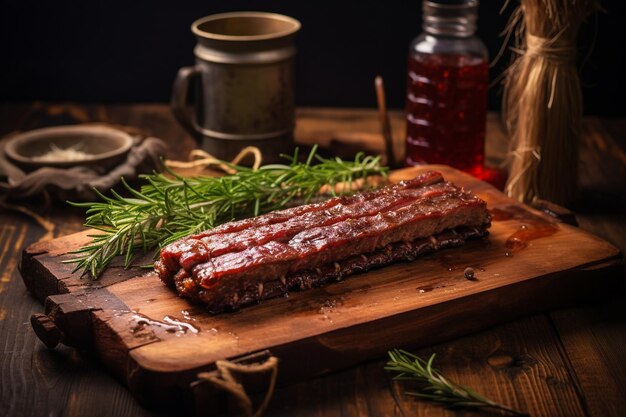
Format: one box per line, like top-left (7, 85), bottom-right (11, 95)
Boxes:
top-left (171, 65), bottom-right (202, 142)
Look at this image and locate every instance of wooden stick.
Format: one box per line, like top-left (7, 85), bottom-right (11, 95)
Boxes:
top-left (375, 76), bottom-right (398, 168)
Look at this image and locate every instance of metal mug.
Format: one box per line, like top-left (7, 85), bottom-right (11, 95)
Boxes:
top-left (171, 12), bottom-right (301, 162)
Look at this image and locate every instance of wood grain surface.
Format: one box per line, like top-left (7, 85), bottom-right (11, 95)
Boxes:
top-left (18, 163), bottom-right (622, 413)
top-left (1, 103), bottom-right (625, 417)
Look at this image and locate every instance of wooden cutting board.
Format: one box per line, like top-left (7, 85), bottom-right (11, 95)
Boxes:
top-left (20, 165), bottom-right (623, 413)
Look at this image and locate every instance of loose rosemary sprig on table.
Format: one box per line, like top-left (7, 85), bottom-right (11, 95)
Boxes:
top-left (66, 147), bottom-right (386, 279)
top-left (386, 349), bottom-right (528, 416)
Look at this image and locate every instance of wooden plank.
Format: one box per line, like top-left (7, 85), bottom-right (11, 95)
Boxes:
top-left (5, 103), bottom-right (625, 417)
top-left (404, 314), bottom-right (589, 417)
top-left (550, 301), bottom-right (626, 417)
top-left (120, 237), bottom-right (617, 372)
top-left (547, 116), bottom-right (626, 417)
top-left (267, 360), bottom-right (403, 417)
top-left (0, 103), bottom-right (157, 417)
top-left (411, 315), bottom-right (588, 417)
top-left (19, 165), bottom-right (622, 412)
top-left (295, 107), bottom-right (405, 164)
top-left (295, 109), bottom-right (507, 168)
top-left (0, 212), bottom-right (156, 417)
top-left (267, 315), bottom-right (588, 417)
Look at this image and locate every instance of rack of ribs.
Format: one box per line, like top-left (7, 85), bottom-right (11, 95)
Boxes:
top-left (155, 171), bottom-right (491, 313)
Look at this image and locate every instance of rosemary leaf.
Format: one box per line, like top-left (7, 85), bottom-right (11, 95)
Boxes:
top-left (65, 147), bottom-right (387, 279)
top-left (385, 349), bottom-right (528, 416)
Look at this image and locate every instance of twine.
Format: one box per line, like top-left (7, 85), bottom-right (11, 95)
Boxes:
top-left (197, 356), bottom-right (279, 417)
top-left (524, 32), bottom-right (576, 62)
top-left (165, 146), bottom-right (263, 174)
top-left (525, 33), bottom-right (577, 108)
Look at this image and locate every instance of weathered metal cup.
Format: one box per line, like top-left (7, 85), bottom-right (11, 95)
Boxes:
top-left (171, 12), bottom-right (300, 163)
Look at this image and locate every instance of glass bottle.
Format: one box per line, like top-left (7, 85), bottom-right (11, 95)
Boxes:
top-left (404, 0), bottom-right (488, 178)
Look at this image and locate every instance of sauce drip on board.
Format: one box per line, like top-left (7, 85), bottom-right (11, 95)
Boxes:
top-left (130, 312), bottom-right (200, 334)
top-left (489, 206), bottom-right (559, 254)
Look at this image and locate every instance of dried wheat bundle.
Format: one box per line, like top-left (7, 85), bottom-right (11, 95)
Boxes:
top-left (502, 0), bottom-right (599, 205)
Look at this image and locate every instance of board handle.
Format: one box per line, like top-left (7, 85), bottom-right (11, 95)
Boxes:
top-left (191, 350), bottom-right (279, 417)
top-left (31, 293), bottom-right (94, 349)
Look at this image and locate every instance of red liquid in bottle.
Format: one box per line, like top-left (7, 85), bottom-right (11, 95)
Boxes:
top-left (405, 54), bottom-right (488, 177)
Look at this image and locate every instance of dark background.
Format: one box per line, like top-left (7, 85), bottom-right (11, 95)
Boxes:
top-left (1, 0), bottom-right (624, 115)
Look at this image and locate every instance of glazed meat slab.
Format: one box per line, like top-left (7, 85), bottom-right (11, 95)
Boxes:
top-left (155, 171), bottom-right (491, 312)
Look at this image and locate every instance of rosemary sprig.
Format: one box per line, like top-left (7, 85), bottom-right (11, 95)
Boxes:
top-left (385, 349), bottom-right (528, 416)
top-left (65, 147), bottom-right (386, 279)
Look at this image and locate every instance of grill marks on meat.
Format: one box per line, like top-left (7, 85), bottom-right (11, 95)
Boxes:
top-left (155, 172), bottom-right (491, 312)
top-left (193, 191), bottom-right (487, 289)
top-left (193, 182), bottom-right (451, 261)
top-left (158, 171), bottom-right (444, 279)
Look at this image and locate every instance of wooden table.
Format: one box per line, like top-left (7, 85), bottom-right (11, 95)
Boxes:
top-left (1, 103), bottom-right (625, 417)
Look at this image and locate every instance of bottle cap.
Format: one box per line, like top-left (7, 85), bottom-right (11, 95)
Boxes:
top-left (423, 0), bottom-right (479, 36)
